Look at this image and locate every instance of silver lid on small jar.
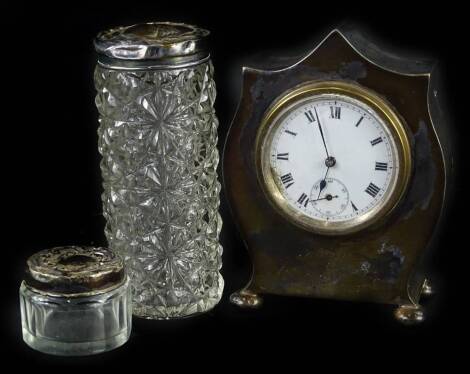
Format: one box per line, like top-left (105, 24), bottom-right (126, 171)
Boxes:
top-left (94, 22), bottom-right (210, 70)
top-left (24, 246), bottom-right (125, 297)
top-left (20, 246), bottom-right (131, 356)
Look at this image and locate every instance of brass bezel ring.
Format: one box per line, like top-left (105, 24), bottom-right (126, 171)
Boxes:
top-left (256, 80), bottom-right (412, 235)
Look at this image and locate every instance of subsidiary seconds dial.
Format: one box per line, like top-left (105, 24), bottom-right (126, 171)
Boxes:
top-left (310, 177), bottom-right (349, 217)
top-left (260, 83), bottom-right (410, 234)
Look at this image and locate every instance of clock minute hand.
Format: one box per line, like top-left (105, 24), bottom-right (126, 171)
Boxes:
top-left (314, 107), bottom-right (337, 199)
top-left (314, 107), bottom-right (329, 158)
top-left (311, 194), bottom-right (338, 202)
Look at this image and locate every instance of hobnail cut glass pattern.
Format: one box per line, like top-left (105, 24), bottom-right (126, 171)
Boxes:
top-left (94, 61), bottom-right (223, 319)
top-left (20, 279), bottom-right (131, 356)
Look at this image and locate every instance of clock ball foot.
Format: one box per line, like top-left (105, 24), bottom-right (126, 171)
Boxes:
top-left (230, 290), bottom-right (263, 309)
top-left (394, 304), bottom-right (425, 325)
top-left (421, 279), bottom-right (434, 296)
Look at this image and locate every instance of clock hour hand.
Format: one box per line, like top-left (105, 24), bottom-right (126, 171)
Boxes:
top-left (317, 167), bottom-right (330, 199)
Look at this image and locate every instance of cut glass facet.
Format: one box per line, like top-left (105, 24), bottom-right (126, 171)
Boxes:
top-left (95, 61), bottom-right (223, 319)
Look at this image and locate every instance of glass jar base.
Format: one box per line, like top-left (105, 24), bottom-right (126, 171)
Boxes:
top-left (22, 327), bottom-right (130, 356)
top-left (133, 299), bottom-right (220, 320)
top-left (20, 279), bottom-right (131, 356)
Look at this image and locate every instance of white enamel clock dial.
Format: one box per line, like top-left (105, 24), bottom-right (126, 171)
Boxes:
top-left (260, 83), bottom-right (411, 234)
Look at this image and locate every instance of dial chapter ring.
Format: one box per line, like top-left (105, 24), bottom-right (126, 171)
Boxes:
top-left (255, 80), bottom-right (412, 235)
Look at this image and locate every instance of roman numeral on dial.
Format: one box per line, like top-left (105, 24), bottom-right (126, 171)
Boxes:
top-left (375, 161), bottom-right (388, 171)
top-left (330, 106), bottom-right (341, 119)
top-left (351, 201), bottom-right (359, 212)
top-left (365, 182), bottom-right (380, 197)
top-left (355, 116), bottom-right (364, 127)
top-left (285, 129), bottom-right (297, 136)
top-left (304, 110), bottom-right (315, 123)
top-left (280, 173), bottom-right (294, 188)
top-left (370, 137), bottom-right (383, 146)
top-left (277, 153), bottom-right (289, 160)
top-left (297, 193), bottom-right (309, 207)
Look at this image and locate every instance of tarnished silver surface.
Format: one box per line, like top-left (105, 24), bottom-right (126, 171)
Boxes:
top-left (25, 246), bottom-right (125, 297)
top-left (224, 26), bottom-right (450, 324)
top-left (394, 304), bottom-right (425, 324)
top-left (95, 22), bottom-right (210, 69)
top-left (20, 247), bottom-right (131, 355)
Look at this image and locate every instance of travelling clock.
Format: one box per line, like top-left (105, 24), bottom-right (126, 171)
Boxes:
top-left (223, 27), bottom-right (452, 323)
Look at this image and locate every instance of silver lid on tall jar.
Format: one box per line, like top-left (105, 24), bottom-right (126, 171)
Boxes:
top-left (94, 22), bottom-right (210, 69)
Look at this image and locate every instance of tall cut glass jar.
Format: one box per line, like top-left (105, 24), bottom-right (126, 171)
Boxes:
top-left (94, 22), bottom-right (223, 319)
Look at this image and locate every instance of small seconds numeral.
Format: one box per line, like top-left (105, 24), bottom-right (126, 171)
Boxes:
top-left (365, 182), bottom-right (381, 197)
top-left (281, 173), bottom-right (294, 188)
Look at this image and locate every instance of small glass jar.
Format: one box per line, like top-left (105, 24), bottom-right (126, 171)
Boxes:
top-left (19, 246), bottom-right (131, 356)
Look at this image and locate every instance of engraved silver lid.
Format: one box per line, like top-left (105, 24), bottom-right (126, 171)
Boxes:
top-left (94, 22), bottom-right (210, 69)
top-left (24, 246), bottom-right (125, 297)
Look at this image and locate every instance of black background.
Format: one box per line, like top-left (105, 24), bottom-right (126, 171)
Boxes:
top-left (1, 2), bottom-right (467, 367)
